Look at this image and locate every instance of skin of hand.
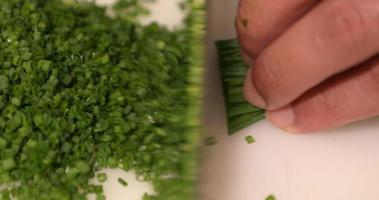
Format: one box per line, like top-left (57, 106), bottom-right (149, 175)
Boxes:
top-left (237, 0), bottom-right (379, 133)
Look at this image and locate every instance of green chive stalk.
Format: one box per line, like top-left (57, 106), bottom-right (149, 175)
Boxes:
top-left (216, 39), bottom-right (265, 135)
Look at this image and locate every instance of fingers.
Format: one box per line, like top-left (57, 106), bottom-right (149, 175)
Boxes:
top-left (236, 0), bottom-right (318, 58)
top-left (245, 0), bottom-right (379, 110)
top-left (266, 56), bottom-right (379, 133)
top-left (241, 51), bottom-right (254, 66)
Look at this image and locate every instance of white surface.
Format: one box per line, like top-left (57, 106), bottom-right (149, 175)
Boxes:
top-left (200, 1), bottom-right (379, 200)
top-left (96, 0), bottom-right (184, 29)
top-left (200, 119), bottom-right (379, 200)
top-left (90, 169), bottom-right (154, 200)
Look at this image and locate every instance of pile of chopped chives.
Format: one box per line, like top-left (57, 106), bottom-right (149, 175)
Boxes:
top-left (0, 0), bottom-right (204, 199)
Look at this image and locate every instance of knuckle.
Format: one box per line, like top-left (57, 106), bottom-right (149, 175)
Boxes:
top-left (363, 62), bottom-right (379, 101)
top-left (236, 1), bottom-right (262, 58)
top-left (315, 90), bottom-right (338, 113)
top-left (368, 63), bottom-right (379, 87)
top-left (307, 87), bottom-right (347, 120)
top-left (252, 55), bottom-right (283, 104)
top-left (237, 30), bottom-right (260, 58)
top-left (345, 60), bottom-right (379, 108)
top-left (317, 0), bottom-right (373, 45)
top-left (297, 88), bottom-right (347, 131)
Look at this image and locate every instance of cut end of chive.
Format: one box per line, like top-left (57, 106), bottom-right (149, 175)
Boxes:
top-left (216, 39), bottom-right (265, 135)
top-left (97, 173), bottom-right (107, 183)
top-left (266, 194), bottom-right (277, 200)
top-left (245, 135), bottom-right (255, 144)
top-left (118, 178), bottom-right (128, 187)
top-left (204, 136), bottom-right (217, 146)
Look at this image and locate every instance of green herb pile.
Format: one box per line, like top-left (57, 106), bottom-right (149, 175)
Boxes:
top-left (266, 194), bottom-right (276, 200)
top-left (216, 39), bottom-right (264, 135)
top-left (0, 0), bottom-right (204, 199)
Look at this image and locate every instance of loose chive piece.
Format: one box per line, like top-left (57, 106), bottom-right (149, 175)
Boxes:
top-left (118, 178), bottom-right (128, 187)
top-left (245, 135), bottom-right (255, 144)
top-left (97, 173), bottom-right (107, 183)
top-left (216, 39), bottom-right (265, 135)
top-left (266, 195), bottom-right (276, 200)
top-left (204, 136), bottom-right (217, 146)
top-left (2, 158), bottom-right (16, 170)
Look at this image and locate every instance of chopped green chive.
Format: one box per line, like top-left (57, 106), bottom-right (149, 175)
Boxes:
top-left (75, 161), bottom-right (90, 173)
top-left (38, 60), bottom-right (53, 72)
top-left (245, 135), bottom-right (256, 144)
top-left (0, 0), bottom-right (204, 199)
top-left (0, 138), bottom-right (7, 148)
top-left (0, 75), bottom-right (9, 91)
top-left (21, 52), bottom-right (33, 60)
top-left (204, 136), bottom-right (217, 146)
top-left (10, 97), bottom-right (21, 106)
top-left (96, 173), bottom-right (107, 183)
top-left (2, 158), bottom-right (16, 170)
top-left (118, 178), bottom-right (128, 187)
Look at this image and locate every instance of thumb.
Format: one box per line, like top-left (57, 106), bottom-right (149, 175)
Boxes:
top-left (266, 57), bottom-right (379, 133)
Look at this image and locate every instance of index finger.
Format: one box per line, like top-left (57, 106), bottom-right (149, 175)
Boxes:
top-left (245, 0), bottom-right (379, 110)
top-left (237, 0), bottom-right (318, 58)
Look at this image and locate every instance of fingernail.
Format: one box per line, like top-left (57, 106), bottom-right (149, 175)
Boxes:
top-left (266, 106), bottom-right (295, 129)
top-left (244, 68), bottom-right (266, 108)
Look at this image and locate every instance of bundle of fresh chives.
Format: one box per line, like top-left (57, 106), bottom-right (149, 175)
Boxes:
top-left (216, 39), bottom-right (265, 135)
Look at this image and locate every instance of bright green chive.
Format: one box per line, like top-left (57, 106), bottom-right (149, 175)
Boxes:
top-left (217, 39), bottom-right (265, 135)
top-left (204, 136), bottom-right (217, 146)
top-left (75, 161), bottom-right (90, 173)
top-left (117, 178), bottom-right (128, 187)
top-left (97, 173), bottom-right (107, 183)
top-left (245, 135), bottom-right (256, 144)
top-left (2, 158), bottom-right (16, 170)
top-left (0, 75), bottom-right (9, 91)
top-left (61, 142), bottom-right (72, 153)
top-left (21, 52), bottom-right (33, 60)
top-left (11, 97), bottom-right (21, 106)
top-left (38, 60), bottom-right (52, 72)
top-left (0, 138), bottom-right (7, 148)
top-left (22, 61), bottom-right (32, 72)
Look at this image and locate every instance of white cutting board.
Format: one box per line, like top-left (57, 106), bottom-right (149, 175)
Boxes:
top-left (94, 1), bottom-right (379, 200)
top-left (200, 1), bottom-right (379, 200)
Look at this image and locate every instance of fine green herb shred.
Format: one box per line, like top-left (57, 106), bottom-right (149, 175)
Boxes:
top-left (204, 136), bottom-right (217, 146)
top-left (118, 177), bottom-right (128, 187)
top-left (0, 75), bottom-right (10, 91)
top-left (97, 173), bottom-right (107, 183)
top-left (266, 194), bottom-right (277, 200)
top-left (2, 158), bottom-right (16, 170)
top-left (216, 39), bottom-right (265, 135)
top-left (245, 135), bottom-right (255, 144)
top-left (0, 0), bottom-right (205, 199)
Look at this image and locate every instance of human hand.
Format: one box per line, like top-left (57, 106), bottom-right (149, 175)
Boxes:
top-left (237, 0), bottom-right (379, 133)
